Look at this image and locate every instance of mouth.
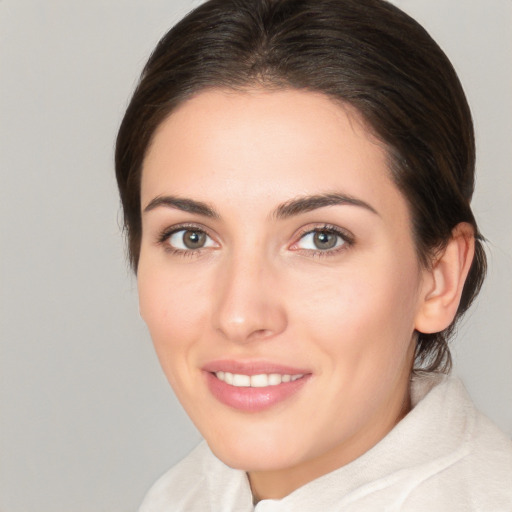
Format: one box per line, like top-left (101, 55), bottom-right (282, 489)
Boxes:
top-left (203, 361), bottom-right (311, 412)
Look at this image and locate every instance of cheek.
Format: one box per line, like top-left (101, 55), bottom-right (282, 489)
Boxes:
top-left (137, 260), bottom-right (209, 365)
top-left (288, 256), bottom-right (421, 361)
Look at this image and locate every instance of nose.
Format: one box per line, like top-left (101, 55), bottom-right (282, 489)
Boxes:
top-left (211, 251), bottom-right (287, 344)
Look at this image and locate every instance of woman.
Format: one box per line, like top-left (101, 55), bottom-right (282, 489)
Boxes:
top-left (115, 0), bottom-right (512, 509)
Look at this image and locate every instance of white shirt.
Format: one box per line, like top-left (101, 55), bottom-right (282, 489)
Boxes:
top-left (139, 373), bottom-right (512, 511)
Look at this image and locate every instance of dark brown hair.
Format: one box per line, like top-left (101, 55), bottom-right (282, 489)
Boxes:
top-left (115, 0), bottom-right (486, 372)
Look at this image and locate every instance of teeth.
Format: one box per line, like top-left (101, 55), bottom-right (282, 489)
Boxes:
top-left (232, 374), bottom-right (250, 387)
top-left (251, 374), bottom-right (268, 387)
top-left (268, 373), bottom-right (281, 386)
top-left (215, 372), bottom-right (304, 387)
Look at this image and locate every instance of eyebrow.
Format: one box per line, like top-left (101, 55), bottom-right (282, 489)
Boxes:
top-left (143, 196), bottom-right (219, 218)
top-left (143, 192), bottom-right (378, 219)
top-left (272, 193), bottom-right (379, 219)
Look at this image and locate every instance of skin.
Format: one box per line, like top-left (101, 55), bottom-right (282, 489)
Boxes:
top-left (137, 88), bottom-right (471, 501)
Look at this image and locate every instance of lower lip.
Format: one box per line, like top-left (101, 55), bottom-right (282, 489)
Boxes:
top-left (205, 372), bottom-right (310, 412)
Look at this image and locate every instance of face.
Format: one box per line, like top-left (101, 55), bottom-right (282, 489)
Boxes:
top-left (138, 89), bottom-right (430, 490)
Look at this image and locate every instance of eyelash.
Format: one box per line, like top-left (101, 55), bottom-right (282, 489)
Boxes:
top-left (291, 224), bottom-right (354, 258)
top-left (156, 223), bottom-right (354, 258)
top-left (157, 223), bottom-right (216, 257)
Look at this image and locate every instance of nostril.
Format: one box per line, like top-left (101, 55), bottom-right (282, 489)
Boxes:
top-left (249, 329), bottom-right (274, 339)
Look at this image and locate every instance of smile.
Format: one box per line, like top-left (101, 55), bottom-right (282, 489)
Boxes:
top-left (214, 371), bottom-right (305, 387)
top-left (204, 363), bottom-right (311, 412)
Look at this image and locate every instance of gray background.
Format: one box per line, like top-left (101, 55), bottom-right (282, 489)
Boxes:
top-left (1, 1), bottom-right (510, 510)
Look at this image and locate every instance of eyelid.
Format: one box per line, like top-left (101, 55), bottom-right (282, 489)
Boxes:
top-left (155, 222), bottom-right (353, 256)
top-left (156, 222), bottom-right (220, 252)
top-left (289, 224), bottom-right (355, 253)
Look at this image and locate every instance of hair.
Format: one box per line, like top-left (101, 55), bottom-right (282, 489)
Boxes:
top-left (115, 0), bottom-right (486, 373)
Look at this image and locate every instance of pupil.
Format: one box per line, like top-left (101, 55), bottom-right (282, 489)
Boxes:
top-left (314, 231), bottom-right (337, 249)
top-left (183, 230), bottom-right (205, 249)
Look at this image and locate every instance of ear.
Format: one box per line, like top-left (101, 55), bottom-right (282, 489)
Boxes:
top-left (414, 223), bottom-right (475, 334)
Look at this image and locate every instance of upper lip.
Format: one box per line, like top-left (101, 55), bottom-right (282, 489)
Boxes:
top-left (202, 359), bottom-right (310, 376)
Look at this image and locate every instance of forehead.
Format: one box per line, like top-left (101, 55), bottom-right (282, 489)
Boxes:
top-left (141, 88), bottom-right (406, 221)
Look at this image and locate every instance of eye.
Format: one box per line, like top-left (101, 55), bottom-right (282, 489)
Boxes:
top-left (166, 228), bottom-right (217, 251)
top-left (294, 227), bottom-right (350, 252)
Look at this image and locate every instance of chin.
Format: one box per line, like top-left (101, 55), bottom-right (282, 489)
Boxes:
top-left (204, 428), bottom-right (305, 472)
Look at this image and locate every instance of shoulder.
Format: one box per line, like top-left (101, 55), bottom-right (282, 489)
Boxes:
top-left (458, 410), bottom-right (512, 508)
top-left (404, 418), bottom-right (512, 511)
top-left (137, 441), bottom-right (253, 512)
top-left (137, 442), bottom-right (213, 512)
top-left (403, 374), bottom-right (512, 511)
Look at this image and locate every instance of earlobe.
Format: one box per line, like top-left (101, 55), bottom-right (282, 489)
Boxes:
top-left (414, 223), bottom-right (475, 334)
